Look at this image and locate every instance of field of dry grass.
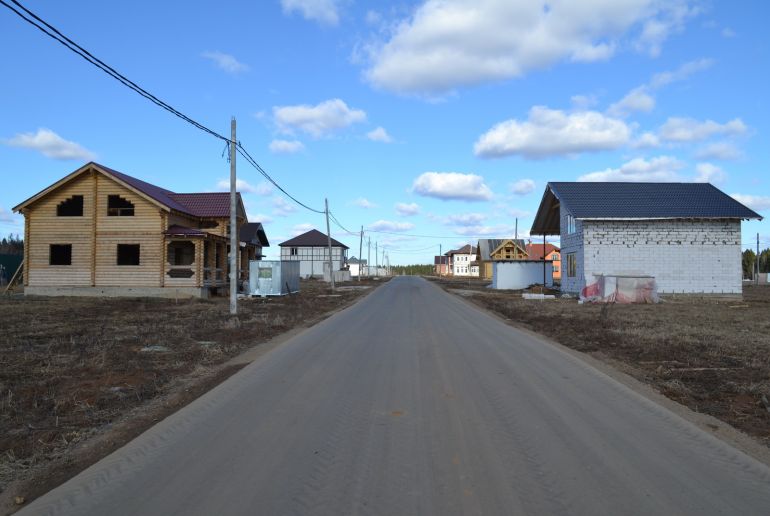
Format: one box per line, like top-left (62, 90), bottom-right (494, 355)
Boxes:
top-left (432, 277), bottom-right (770, 447)
top-left (0, 278), bottom-right (384, 505)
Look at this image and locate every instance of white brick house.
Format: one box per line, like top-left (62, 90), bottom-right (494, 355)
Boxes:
top-left (531, 182), bottom-right (762, 295)
top-left (448, 244), bottom-right (479, 277)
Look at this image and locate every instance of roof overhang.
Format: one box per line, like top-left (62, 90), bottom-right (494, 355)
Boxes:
top-left (530, 185), bottom-right (561, 236)
top-left (14, 162), bottom-right (170, 213)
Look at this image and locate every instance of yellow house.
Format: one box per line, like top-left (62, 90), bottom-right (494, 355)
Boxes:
top-left (13, 162), bottom-right (267, 298)
top-left (475, 238), bottom-right (528, 279)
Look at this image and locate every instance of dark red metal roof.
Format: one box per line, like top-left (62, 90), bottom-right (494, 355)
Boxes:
top-left (526, 243), bottom-right (560, 260)
top-left (96, 163), bottom-right (242, 219)
top-left (279, 229), bottom-right (348, 249)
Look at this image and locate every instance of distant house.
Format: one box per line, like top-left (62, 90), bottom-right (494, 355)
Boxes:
top-left (239, 222), bottom-right (270, 261)
top-left (434, 255), bottom-right (450, 275)
top-left (531, 182), bottom-right (762, 295)
top-left (279, 229), bottom-right (348, 278)
top-left (348, 256), bottom-right (367, 277)
top-left (475, 238), bottom-right (528, 279)
top-left (12, 162), bottom-right (266, 298)
top-left (448, 245), bottom-right (479, 277)
top-left (526, 243), bottom-right (561, 281)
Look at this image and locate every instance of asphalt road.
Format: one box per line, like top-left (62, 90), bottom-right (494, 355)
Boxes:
top-left (18, 277), bottom-right (770, 515)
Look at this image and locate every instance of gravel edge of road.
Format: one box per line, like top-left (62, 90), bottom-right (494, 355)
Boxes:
top-left (436, 281), bottom-right (770, 469)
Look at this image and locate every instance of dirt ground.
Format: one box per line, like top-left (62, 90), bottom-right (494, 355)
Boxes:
top-left (0, 278), bottom-right (385, 509)
top-left (431, 277), bottom-right (770, 448)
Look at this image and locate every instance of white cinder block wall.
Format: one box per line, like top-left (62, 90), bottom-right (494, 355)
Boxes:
top-left (580, 219), bottom-right (742, 294)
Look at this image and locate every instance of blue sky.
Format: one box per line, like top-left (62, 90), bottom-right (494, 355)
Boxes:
top-left (1, 0), bottom-right (768, 263)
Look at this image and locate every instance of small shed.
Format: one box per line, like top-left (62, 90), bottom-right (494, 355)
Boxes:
top-left (249, 260), bottom-right (300, 297)
top-left (492, 260), bottom-right (553, 290)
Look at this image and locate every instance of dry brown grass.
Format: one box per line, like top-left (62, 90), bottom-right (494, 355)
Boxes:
top-left (432, 278), bottom-right (770, 447)
top-left (0, 278), bottom-right (384, 497)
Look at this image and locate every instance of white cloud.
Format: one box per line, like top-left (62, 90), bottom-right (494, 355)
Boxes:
top-left (453, 224), bottom-right (515, 237)
top-left (3, 128), bottom-right (95, 160)
top-left (571, 94), bottom-right (598, 110)
top-left (632, 132), bottom-right (660, 148)
top-left (649, 58), bottom-right (713, 88)
top-left (351, 197), bottom-right (377, 209)
top-left (248, 212), bottom-right (274, 224)
top-left (474, 106), bottom-right (630, 159)
top-left (693, 162), bottom-right (726, 184)
top-left (608, 86), bottom-right (655, 117)
top-left (0, 206), bottom-right (16, 223)
top-left (366, 126), bottom-right (394, 143)
top-left (510, 179), bottom-right (535, 195)
top-left (280, 0), bottom-right (340, 26)
top-left (579, 156), bottom-right (686, 182)
top-left (730, 195), bottom-right (770, 212)
top-left (273, 99), bottom-right (366, 138)
top-left (508, 208), bottom-right (531, 218)
top-left (365, 10), bottom-right (382, 26)
top-left (216, 178), bottom-right (269, 194)
top-left (446, 213), bottom-right (487, 226)
top-left (412, 172), bottom-right (493, 201)
top-left (363, 0), bottom-right (699, 96)
top-left (608, 58), bottom-right (713, 117)
top-left (368, 220), bottom-right (415, 232)
top-left (291, 223), bottom-right (315, 236)
top-left (273, 196), bottom-right (298, 216)
top-left (659, 117), bottom-right (747, 143)
top-left (395, 202), bottom-right (420, 216)
top-left (269, 139), bottom-right (305, 154)
top-left (201, 51), bottom-right (249, 74)
top-left (695, 141), bottom-right (742, 161)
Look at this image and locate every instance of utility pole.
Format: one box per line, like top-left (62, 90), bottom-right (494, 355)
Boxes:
top-left (515, 218), bottom-right (518, 240)
top-left (325, 198), bottom-right (335, 291)
top-left (375, 242), bottom-right (379, 276)
top-left (229, 117), bottom-right (237, 316)
top-left (542, 233), bottom-right (546, 290)
top-left (382, 249), bottom-right (386, 276)
top-left (358, 225), bottom-right (363, 282)
top-left (439, 244), bottom-right (442, 277)
top-left (367, 237), bottom-right (371, 278)
top-left (757, 233), bottom-right (760, 285)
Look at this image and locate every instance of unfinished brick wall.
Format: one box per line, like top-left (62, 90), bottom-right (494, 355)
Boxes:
top-left (581, 219), bottom-right (742, 294)
top-left (558, 206), bottom-right (584, 294)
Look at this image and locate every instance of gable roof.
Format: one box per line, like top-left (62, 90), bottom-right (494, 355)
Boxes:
top-left (477, 238), bottom-right (527, 260)
top-left (14, 162), bottom-right (246, 219)
top-left (526, 243), bottom-right (560, 260)
top-left (279, 229), bottom-right (349, 249)
top-left (447, 244), bottom-right (477, 256)
top-left (239, 222), bottom-right (270, 247)
top-left (490, 239), bottom-right (527, 257)
top-left (532, 182), bottom-right (763, 235)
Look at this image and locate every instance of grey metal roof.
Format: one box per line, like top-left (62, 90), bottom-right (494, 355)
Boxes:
top-left (279, 229), bottom-right (349, 249)
top-left (532, 182), bottom-right (762, 235)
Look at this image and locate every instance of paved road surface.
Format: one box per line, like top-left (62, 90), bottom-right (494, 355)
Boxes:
top-left (19, 277), bottom-right (770, 515)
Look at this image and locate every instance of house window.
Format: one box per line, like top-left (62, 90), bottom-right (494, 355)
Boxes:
top-left (554, 266), bottom-right (560, 272)
top-left (566, 214), bottom-right (576, 234)
top-left (290, 247), bottom-right (298, 256)
top-left (49, 244), bottom-right (72, 265)
top-left (117, 244), bottom-right (140, 265)
top-left (56, 195), bottom-right (83, 216)
top-left (552, 253), bottom-right (559, 260)
top-left (566, 253), bottom-right (576, 278)
top-left (107, 195), bottom-right (134, 216)
top-left (168, 241), bottom-right (195, 266)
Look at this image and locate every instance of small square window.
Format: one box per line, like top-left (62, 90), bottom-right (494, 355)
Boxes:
top-left (117, 244), bottom-right (140, 265)
top-left (50, 244), bottom-right (72, 265)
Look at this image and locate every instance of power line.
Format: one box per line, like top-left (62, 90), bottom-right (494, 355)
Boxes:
top-left (1, 0), bottom-right (324, 215)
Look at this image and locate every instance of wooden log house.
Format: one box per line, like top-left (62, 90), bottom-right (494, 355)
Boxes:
top-left (12, 162), bottom-right (268, 298)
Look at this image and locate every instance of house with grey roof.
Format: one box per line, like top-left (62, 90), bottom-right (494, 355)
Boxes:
top-left (475, 238), bottom-right (528, 279)
top-left (279, 229), bottom-right (348, 278)
top-left (531, 182), bottom-right (762, 295)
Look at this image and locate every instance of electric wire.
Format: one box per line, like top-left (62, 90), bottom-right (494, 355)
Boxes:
top-left (1, 0), bottom-right (324, 215)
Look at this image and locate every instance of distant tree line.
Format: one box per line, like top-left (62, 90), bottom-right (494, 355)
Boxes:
top-left (390, 264), bottom-right (434, 276)
top-left (0, 234), bottom-right (23, 255)
top-left (742, 249), bottom-right (770, 278)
